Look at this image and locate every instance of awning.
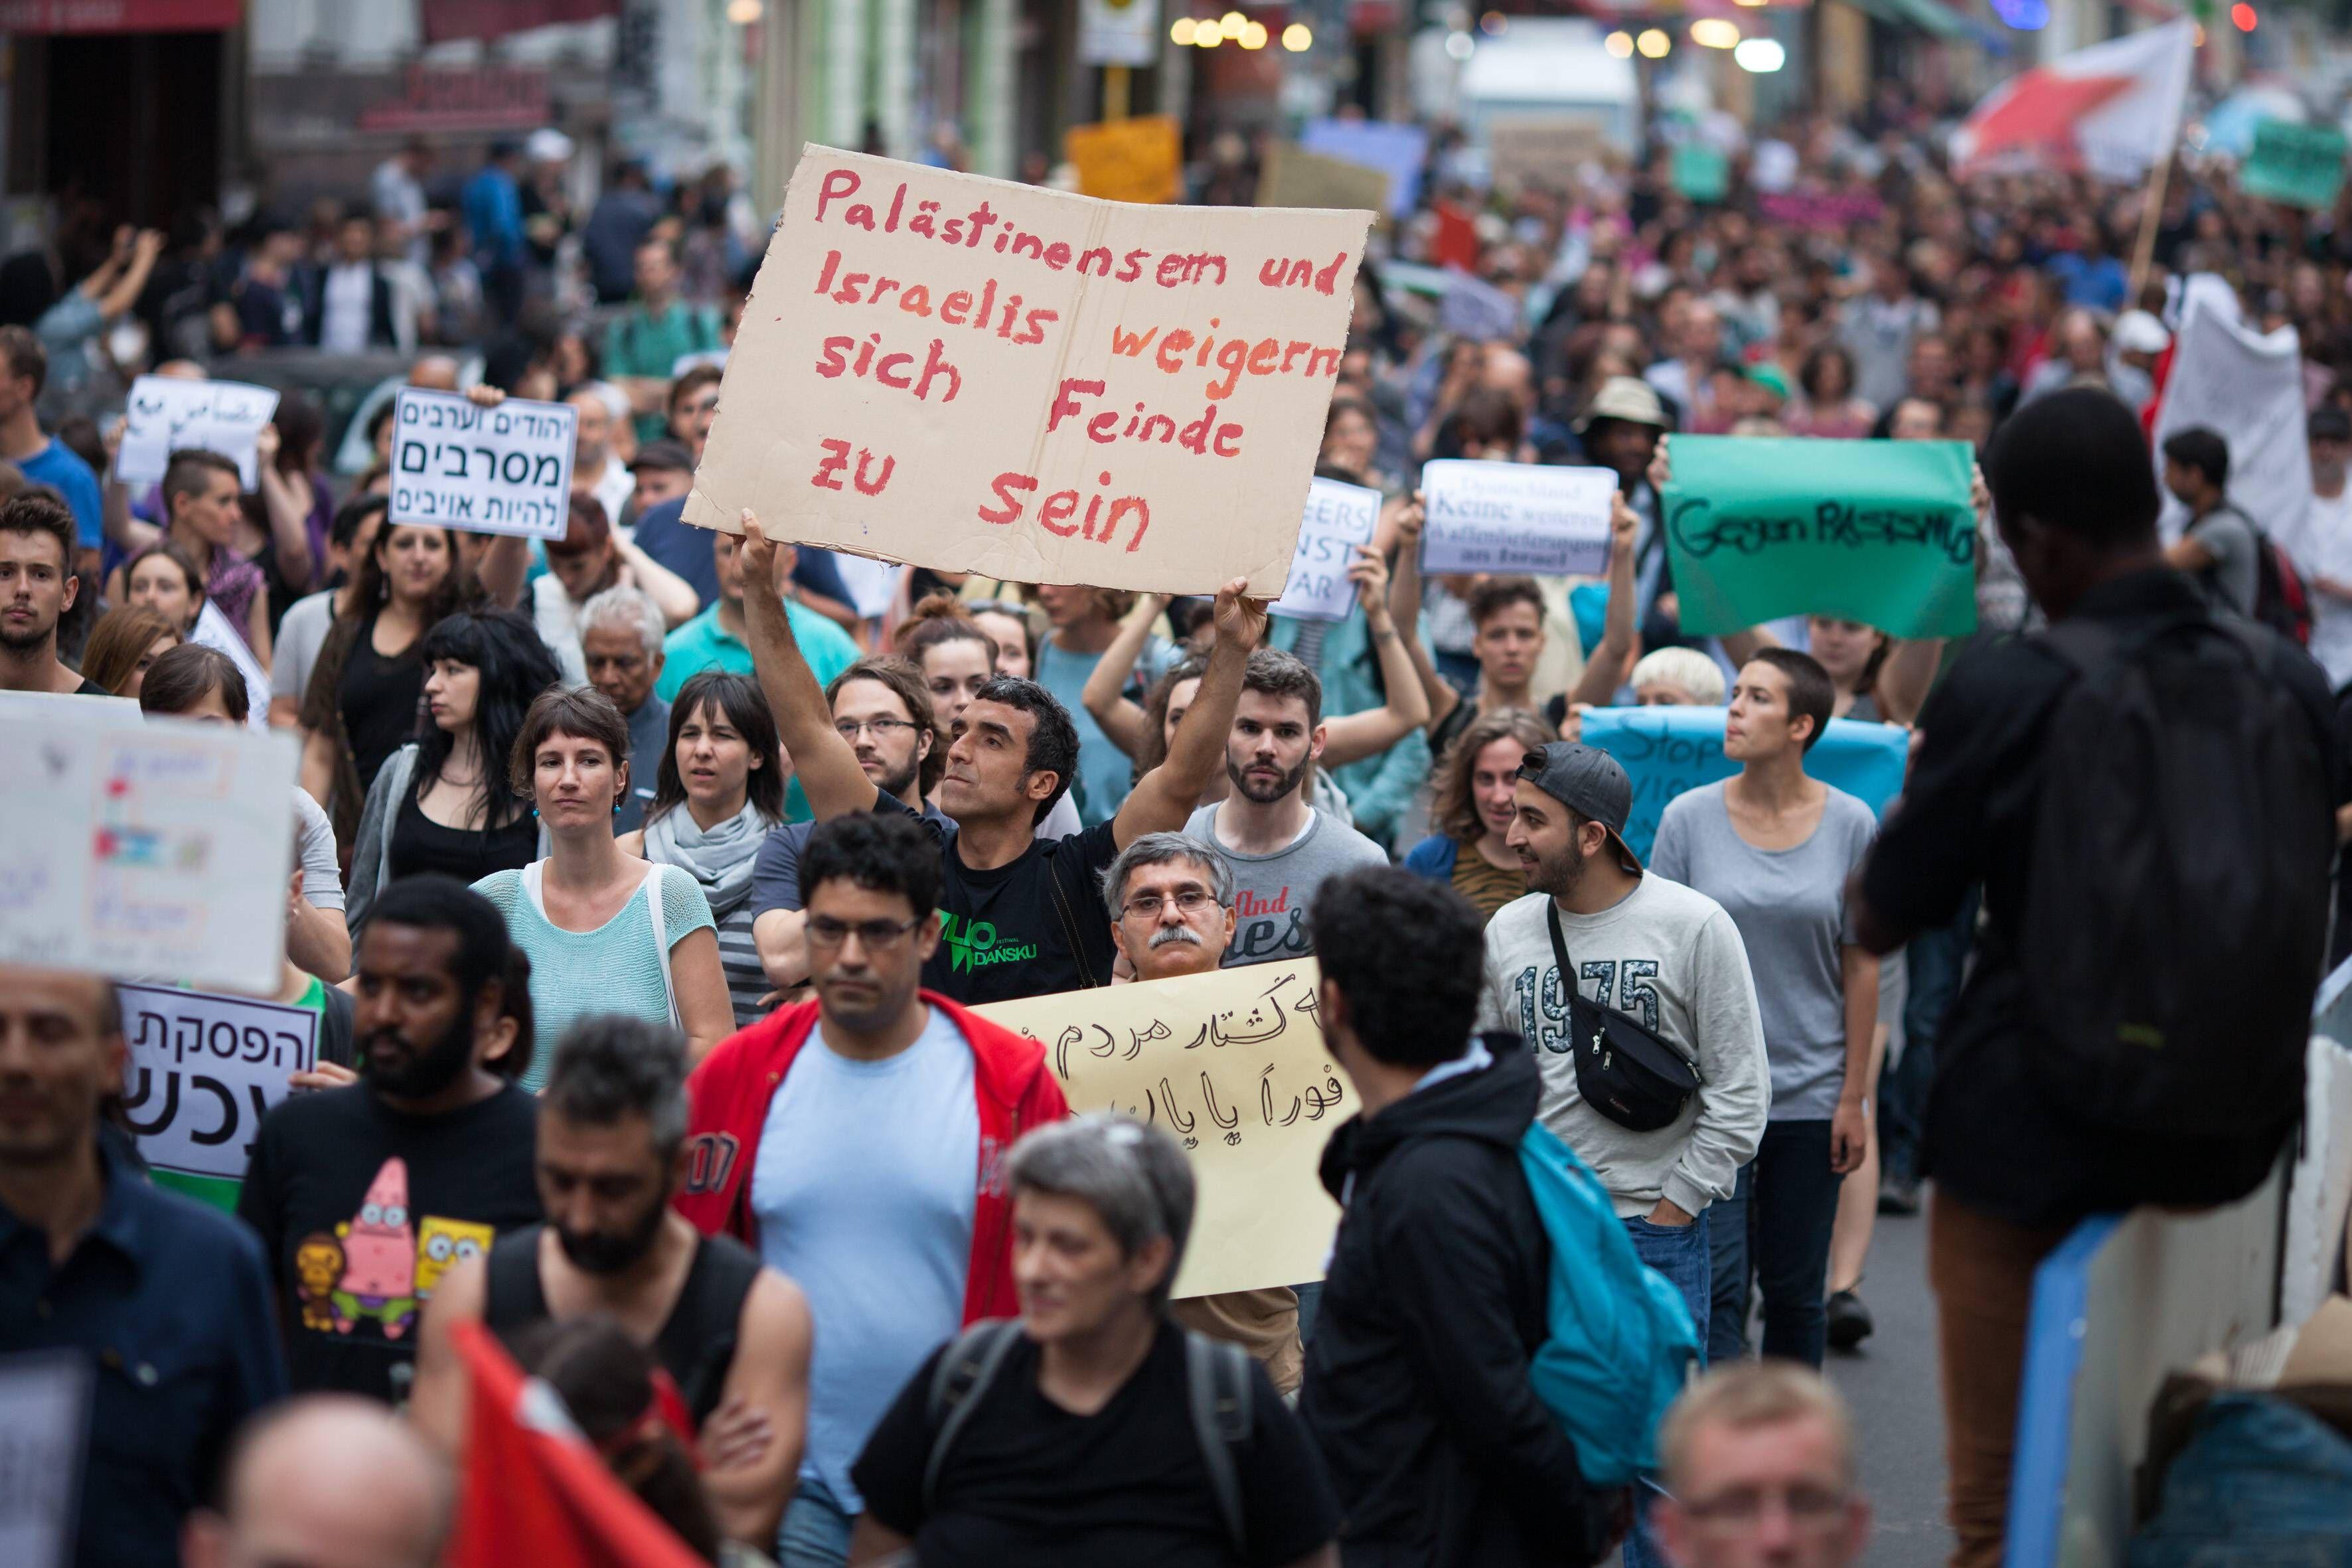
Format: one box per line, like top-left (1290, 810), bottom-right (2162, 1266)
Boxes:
top-left (1840, 0), bottom-right (1982, 44)
top-left (0, 0), bottom-right (239, 31)
top-left (418, 0), bottom-right (617, 45)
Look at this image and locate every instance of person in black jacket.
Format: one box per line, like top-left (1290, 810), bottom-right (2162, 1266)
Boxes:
top-left (1299, 866), bottom-right (1621, 1568)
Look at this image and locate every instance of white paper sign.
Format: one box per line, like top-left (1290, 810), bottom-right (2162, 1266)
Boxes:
top-left (117, 374), bottom-right (280, 490)
top-left (388, 388), bottom-right (578, 540)
top-left (1421, 460), bottom-right (1618, 576)
top-left (0, 695), bottom-right (297, 994)
top-left (118, 984), bottom-right (317, 1182)
top-left (1271, 479), bottom-right (1381, 623)
top-left (0, 1352), bottom-right (91, 1568)
top-left (1079, 0), bottom-right (1160, 64)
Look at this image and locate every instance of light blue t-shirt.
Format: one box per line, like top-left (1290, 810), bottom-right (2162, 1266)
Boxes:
top-left (750, 1006), bottom-right (977, 1508)
top-left (1034, 631), bottom-right (1177, 828)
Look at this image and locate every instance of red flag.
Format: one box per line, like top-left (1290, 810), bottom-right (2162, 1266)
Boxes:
top-left (443, 1320), bottom-right (709, 1568)
top-left (1950, 20), bottom-right (2193, 181)
top-left (1432, 201), bottom-right (1481, 273)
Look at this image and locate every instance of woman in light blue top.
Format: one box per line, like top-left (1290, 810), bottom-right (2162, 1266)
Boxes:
top-left (473, 686), bottom-right (734, 1091)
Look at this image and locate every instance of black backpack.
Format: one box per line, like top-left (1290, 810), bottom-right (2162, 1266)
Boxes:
top-left (923, 1320), bottom-right (1253, 1557)
top-left (2022, 614), bottom-right (2331, 1195)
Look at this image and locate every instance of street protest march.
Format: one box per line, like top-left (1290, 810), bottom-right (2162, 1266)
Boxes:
top-left (21, 22), bottom-right (2352, 1568)
top-left (684, 145), bottom-right (1373, 595)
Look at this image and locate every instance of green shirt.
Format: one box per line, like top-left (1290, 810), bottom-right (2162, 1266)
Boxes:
top-left (604, 300), bottom-right (722, 443)
top-left (659, 600), bottom-right (862, 821)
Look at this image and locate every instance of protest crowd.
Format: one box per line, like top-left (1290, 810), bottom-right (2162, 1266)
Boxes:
top-left (13, 31), bottom-right (2352, 1568)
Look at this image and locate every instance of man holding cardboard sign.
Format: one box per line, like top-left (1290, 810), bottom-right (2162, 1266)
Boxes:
top-left (684, 147), bottom-right (1371, 599)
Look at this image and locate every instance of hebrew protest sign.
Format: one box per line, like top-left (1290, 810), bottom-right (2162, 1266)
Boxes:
top-left (685, 146), bottom-right (1372, 597)
top-left (0, 694), bottom-right (297, 994)
top-left (2244, 119), bottom-right (2347, 210)
top-left (976, 959), bottom-right (1352, 1297)
top-left (1271, 478), bottom-right (1380, 623)
top-left (1660, 436), bottom-right (1978, 639)
top-left (119, 984), bottom-right (317, 1200)
top-left (1580, 705), bottom-right (1909, 860)
top-left (1422, 459), bottom-right (1618, 576)
top-left (388, 387), bottom-right (578, 540)
top-left (1258, 143), bottom-right (1393, 216)
top-left (0, 1351), bottom-right (90, 1568)
top-left (1064, 116), bottom-right (1184, 204)
top-left (118, 374), bottom-right (279, 489)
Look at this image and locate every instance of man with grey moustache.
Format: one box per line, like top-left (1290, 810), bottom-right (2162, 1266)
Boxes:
top-left (1103, 830), bottom-right (1304, 1391)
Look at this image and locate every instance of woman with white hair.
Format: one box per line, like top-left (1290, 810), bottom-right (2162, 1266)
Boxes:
top-left (1626, 647), bottom-right (1727, 707)
top-left (846, 1116), bottom-right (1344, 1567)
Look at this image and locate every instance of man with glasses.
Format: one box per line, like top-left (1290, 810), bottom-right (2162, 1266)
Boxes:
top-left (679, 811), bottom-right (1070, 1568)
top-left (1102, 832), bottom-right (1303, 1390)
top-left (1652, 1364), bottom-right (1871, 1568)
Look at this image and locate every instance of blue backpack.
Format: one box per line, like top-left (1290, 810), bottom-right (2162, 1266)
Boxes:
top-left (1517, 1122), bottom-right (1701, 1488)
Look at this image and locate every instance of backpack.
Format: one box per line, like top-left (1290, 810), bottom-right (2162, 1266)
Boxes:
top-left (1518, 1123), bottom-right (1699, 1488)
top-left (2252, 531), bottom-right (2315, 649)
top-left (923, 1320), bottom-right (1253, 1556)
top-left (2022, 615), bottom-right (2331, 1184)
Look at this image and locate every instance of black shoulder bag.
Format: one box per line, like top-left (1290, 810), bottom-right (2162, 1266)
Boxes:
top-left (1547, 900), bottom-right (1701, 1132)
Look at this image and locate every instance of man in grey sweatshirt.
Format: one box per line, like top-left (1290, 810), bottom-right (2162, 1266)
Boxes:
top-left (1477, 743), bottom-right (1769, 1348)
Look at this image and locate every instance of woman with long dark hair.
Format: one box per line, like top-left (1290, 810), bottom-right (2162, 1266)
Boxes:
top-left (300, 518), bottom-right (476, 844)
top-left (619, 670), bottom-right (787, 1026)
top-left (347, 606), bottom-right (560, 927)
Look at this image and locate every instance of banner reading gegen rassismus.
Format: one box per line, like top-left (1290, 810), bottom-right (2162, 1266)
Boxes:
top-left (684, 147), bottom-right (1373, 597)
top-left (1660, 436), bottom-right (1978, 640)
top-left (975, 960), bottom-right (1352, 1299)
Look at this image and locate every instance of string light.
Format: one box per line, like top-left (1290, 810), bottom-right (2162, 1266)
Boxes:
top-left (1604, 29), bottom-right (1634, 56)
top-left (1281, 21), bottom-right (1312, 48)
top-left (1170, 15), bottom-right (1196, 42)
top-left (1636, 27), bottom-right (1670, 56)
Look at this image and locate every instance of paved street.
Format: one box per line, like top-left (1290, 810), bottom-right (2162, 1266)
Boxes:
top-left (1824, 1198), bottom-right (1954, 1568)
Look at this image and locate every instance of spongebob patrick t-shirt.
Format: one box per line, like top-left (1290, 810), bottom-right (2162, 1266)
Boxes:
top-left (235, 1082), bottom-right (540, 1403)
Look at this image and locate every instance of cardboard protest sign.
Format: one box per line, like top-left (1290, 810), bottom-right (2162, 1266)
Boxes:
top-left (1672, 143), bottom-right (1731, 204)
top-left (1438, 273), bottom-right (1520, 341)
top-left (1580, 705), bottom-right (1909, 860)
top-left (1660, 436), bottom-right (1978, 639)
top-left (2244, 119), bottom-right (2347, 211)
top-left (0, 1351), bottom-right (90, 1568)
top-left (1486, 116), bottom-right (1607, 191)
top-left (1299, 119), bottom-right (1428, 216)
top-left (1258, 143), bottom-right (1393, 216)
top-left (119, 984), bottom-right (317, 1204)
top-left (1079, 0), bottom-right (1159, 64)
top-left (1064, 116), bottom-right (1184, 204)
top-left (1422, 460), bottom-right (1618, 576)
top-left (0, 694), bottom-right (297, 994)
top-left (1271, 478), bottom-right (1380, 623)
top-left (118, 374), bottom-right (279, 489)
top-left (975, 960), bottom-right (1353, 1297)
top-left (684, 147), bottom-right (1372, 597)
top-left (389, 387), bottom-right (578, 540)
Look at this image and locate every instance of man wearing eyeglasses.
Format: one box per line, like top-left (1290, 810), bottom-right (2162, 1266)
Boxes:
top-left (1652, 1364), bottom-right (1871, 1568)
top-left (1103, 831), bottom-right (1308, 1393)
top-left (679, 809), bottom-right (1071, 1568)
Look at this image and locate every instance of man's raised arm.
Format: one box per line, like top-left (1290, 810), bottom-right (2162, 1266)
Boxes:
top-left (740, 509), bottom-right (879, 819)
top-left (1114, 578), bottom-right (1266, 849)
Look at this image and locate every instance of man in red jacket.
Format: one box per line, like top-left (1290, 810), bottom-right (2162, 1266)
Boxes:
top-left (677, 811), bottom-right (1069, 1568)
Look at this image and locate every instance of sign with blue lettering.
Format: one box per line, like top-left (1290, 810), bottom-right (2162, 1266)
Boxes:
top-left (1579, 704), bottom-right (1909, 860)
top-left (1271, 477), bottom-right (1380, 623)
top-left (389, 387), bottom-right (578, 540)
top-left (1421, 459), bottom-right (1618, 576)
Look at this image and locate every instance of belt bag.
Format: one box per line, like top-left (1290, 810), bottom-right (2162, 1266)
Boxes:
top-left (1549, 900), bottom-right (1700, 1133)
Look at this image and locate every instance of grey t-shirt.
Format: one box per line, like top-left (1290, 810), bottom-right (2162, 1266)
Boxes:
top-left (272, 588), bottom-right (338, 708)
top-left (1184, 803), bottom-right (1389, 966)
top-left (293, 785), bottom-right (345, 911)
top-left (2189, 504), bottom-right (2261, 618)
top-left (1650, 781), bottom-right (1876, 1121)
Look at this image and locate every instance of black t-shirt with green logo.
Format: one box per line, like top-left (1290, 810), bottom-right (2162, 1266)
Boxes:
top-left (884, 793), bottom-right (1121, 1005)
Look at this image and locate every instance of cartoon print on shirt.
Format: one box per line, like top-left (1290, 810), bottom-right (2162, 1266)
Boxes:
top-left (293, 1233), bottom-right (346, 1332)
top-left (331, 1156), bottom-right (419, 1340)
top-left (414, 1216), bottom-right (495, 1298)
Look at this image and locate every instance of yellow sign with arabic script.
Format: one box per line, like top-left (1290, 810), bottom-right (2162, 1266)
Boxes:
top-left (975, 960), bottom-right (1351, 1299)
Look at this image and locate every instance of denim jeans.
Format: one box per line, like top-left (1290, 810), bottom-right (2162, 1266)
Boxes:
top-left (1622, 1210), bottom-right (1711, 1568)
top-left (1706, 1161), bottom-right (1757, 1366)
top-left (777, 1476), bottom-right (855, 1568)
top-left (1709, 1120), bottom-right (1842, 1368)
top-left (1885, 887), bottom-right (1978, 1186)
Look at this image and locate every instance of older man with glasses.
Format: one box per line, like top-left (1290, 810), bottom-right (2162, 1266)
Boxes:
top-left (1101, 832), bottom-right (1304, 1391)
top-left (1652, 1364), bottom-right (1871, 1568)
top-left (678, 810), bottom-right (1070, 1568)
